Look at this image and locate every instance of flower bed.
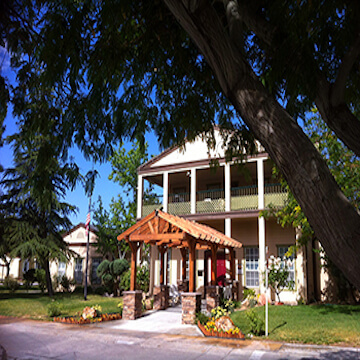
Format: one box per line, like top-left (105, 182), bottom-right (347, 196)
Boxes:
top-left (197, 318), bottom-right (245, 339)
top-left (53, 312), bottom-right (122, 325)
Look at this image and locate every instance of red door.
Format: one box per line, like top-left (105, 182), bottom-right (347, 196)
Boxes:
top-left (217, 251), bottom-right (226, 286)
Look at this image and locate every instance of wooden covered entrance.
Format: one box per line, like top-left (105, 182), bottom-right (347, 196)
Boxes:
top-left (117, 209), bottom-right (242, 323)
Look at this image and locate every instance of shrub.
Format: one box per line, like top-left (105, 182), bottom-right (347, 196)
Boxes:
top-left (223, 299), bottom-right (235, 314)
top-left (73, 285), bottom-right (84, 294)
top-left (35, 269), bottom-right (47, 293)
top-left (243, 288), bottom-right (256, 299)
top-left (60, 275), bottom-right (75, 292)
top-left (94, 285), bottom-right (106, 295)
top-left (246, 309), bottom-right (265, 336)
top-left (47, 302), bottom-right (62, 317)
top-left (97, 259), bottom-right (129, 296)
top-left (137, 264), bottom-right (150, 293)
top-left (210, 306), bottom-right (229, 320)
top-left (4, 276), bottom-right (20, 292)
top-left (196, 312), bottom-right (210, 325)
top-left (117, 302), bottom-right (123, 316)
top-left (23, 269), bottom-right (36, 289)
top-left (120, 270), bottom-right (130, 292)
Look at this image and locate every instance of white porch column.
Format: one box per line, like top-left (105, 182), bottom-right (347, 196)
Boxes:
top-left (191, 168), bottom-right (196, 214)
top-left (137, 175), bottom-right (143, 219)
top-left (163, 171), bottom-right (169, 213)
top-left (257, 159), bottom-right (266, 293)
top-left (225, 163), bottom-right (231, 212)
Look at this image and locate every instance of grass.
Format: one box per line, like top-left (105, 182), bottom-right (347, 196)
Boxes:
top-left (230, 304), bottom-right (360, 346)
top-left (0, 291), bottom-right (122, 320)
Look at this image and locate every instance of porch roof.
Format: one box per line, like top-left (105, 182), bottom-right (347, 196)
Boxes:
top-left (117, 209), bottom-right (242, 249)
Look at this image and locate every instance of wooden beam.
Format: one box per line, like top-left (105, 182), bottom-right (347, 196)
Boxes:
top-left (180, 247), bottom-right (187, 281)
top-left (148, 221), bottom-right (155, 234)
top-left (128, 241), bottom-right (139, 291)
top-left (129, 233), bottom-right (186, 241)
top-left (188, 240), bottom-right (196, 292)
top-left (211, 243), bottom-right (218, 286)
top-left (159, 245), bottom-right (166, 285)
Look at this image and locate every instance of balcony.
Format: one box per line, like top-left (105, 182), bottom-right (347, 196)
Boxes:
top-left (141, 184), bottom-right (287, 217)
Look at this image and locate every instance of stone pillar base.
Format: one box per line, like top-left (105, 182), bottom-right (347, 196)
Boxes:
top-left (123, 290), bottom-right (143, 320)
top-left (206, 286), bottom-right (220, 312)
top-left (181, 292), bottom-right (202, 324)
top-left (153, 285), bottom-right (169, 310)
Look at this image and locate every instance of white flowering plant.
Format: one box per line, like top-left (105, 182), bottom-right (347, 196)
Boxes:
top-left (265, 255), bottom-right (295, 303)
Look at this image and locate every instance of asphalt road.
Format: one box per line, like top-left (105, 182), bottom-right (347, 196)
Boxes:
top-left (0, 318), bottom-right (359, 360)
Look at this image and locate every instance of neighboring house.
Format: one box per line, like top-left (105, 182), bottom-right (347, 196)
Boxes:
top-left (137, 129), bottom-right (324, 304)
top-left (1, 223), bottom-right (107, 287)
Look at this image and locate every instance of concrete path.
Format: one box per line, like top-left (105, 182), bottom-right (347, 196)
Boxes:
top-left (109, 305), bottom-right (201, 336)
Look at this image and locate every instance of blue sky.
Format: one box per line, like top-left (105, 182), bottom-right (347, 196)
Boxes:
top-left (0, 48), bottom-right (162, 225)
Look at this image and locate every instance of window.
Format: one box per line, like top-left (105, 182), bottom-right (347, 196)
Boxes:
top-left (74, 258), bottom-right (83, 284)
top-left (58, 261), bottom-right (66, 278)
top-left (278, 246), bottom-right (295, 284)
top-left (245, 247), bottom-right (259, 287)
top-left (22, 260), bottom-right (30, 274)
top-left (91, 258), bottom-right (102, 285)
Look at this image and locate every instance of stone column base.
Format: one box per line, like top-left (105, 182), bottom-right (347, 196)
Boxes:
top-left (181, 292), bottom-right (202, 324)
top-left (153, 285), bottom-right (169, 310)
top-left (206, 286), bottom-right (220, 312)
top-left (123, 290), bottom-right (143, 320)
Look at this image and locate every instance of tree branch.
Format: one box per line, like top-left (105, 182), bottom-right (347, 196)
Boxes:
top-left (331, 29), bottom-right (360, 106)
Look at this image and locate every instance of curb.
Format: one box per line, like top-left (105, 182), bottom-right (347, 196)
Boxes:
top-left (281, 342), bottom-right (360, 353)
top-left (0, 345), bottom-right (7, 360)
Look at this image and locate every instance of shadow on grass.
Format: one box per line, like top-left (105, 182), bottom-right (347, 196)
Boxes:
top-left (314, 304), bottom-right (360, 316)
top-left (270, 321), bottom-right (287, 334)
top-left (0, 292), bottom-right (46, 300)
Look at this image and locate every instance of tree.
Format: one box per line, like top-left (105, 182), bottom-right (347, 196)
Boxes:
top-left (1, 1), bottom-right (360, 289)
top-left (93, 141), bottom-right (157, 260)
top-left (0, 133), bottom-right (78, 296)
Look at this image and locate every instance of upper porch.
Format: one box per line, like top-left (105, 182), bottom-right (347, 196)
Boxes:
top-left (137, 157), bottom-right (288, 219)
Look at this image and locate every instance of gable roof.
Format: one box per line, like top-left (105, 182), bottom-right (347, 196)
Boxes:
top-left (62, 223), bottom-right (98, 239)
top-left (117, 209), bottom-right (242, 249)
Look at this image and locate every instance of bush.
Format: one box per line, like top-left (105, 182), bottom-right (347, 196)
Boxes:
top-left (210, 306), bottom-right (229, 320)
top-left (246, 309), bottom-right (265, 336)
top-left (120, 269), bottom-right (130, 292)
top-left (60, 275), bottom-right (75, 293)
top-left (47, 302), bottom-right (62, 317)
top-left (137, 264), bottom-right (150, 293)
top-left (223, 299), bottom-right (235, 314)
top-left (4, 276), bottom-right (20, 292)
top-left (23, 269), bottom-right (36, 289)
top-left (243, 288), bottom-right (256, 299)
top-left (94, 285), bottom-right (106, 295)
top-left (73, 285), bottom-right (84, 294)
top-left (35, 269), bottom-right (47, 293)
top-left (196, 312), bottom-right (210, 325)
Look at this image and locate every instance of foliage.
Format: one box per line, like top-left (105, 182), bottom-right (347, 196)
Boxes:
top-left (210, 306), bottom-right (229, 320)
top-left (35, 269), bottom-right (47, 294)
top-left (3, 276), bottom-right (20, 292)
top-left (223, 299), bottom-right (236, 314)
top-left (243, 288), bottom-right (256, 300)
top-left (23, 269), bottom-right (36, 289)
top-left (196, 312), bottom-right (210, 325)
top-left (47, 302), bottom-right (62, 317)
top-left (117, 302), bottom-right (123, 317)
top-left (120, 270), bottom-right (130, 292)
top-left (266, 256), bottom-right (294, 303)
top-left (96, 259), bottom-right (129, 296)
top-left (245, 309), bottom-right (265, 336)
top-left (94, 286), bottom-right (106, 296)
top-left (59, 275), bottom-right (75, 293)
top-left (136, 264), bottom-right (150, 293)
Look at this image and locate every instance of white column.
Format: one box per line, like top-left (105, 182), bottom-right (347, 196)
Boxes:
top-left (137, 175), bottom-right (143, 219)
top-left (191, 168), bottom-right (196, 214)
top-left (257, 159), bottom-right (266, 293)
top-left (163, 171), bottom-right (169, 213)
top-left (225, 163), bottom-right (231, 212)
top-left (225, 218), bottom-right (231, 237)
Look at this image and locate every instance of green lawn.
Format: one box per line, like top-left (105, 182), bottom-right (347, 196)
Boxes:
top-left (231, 304), bottom-right (360, 346)
top-left (0, 291), bottom-right (122, 320)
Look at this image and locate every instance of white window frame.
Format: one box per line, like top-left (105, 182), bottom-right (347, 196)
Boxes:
top-left (277, 245), bottom-right (296, 288)
top-left (244, 247), bottom-right (259, 288)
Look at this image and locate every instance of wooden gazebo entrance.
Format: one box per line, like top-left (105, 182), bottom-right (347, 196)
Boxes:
top-left (117, 210), bottom-right (242, 324)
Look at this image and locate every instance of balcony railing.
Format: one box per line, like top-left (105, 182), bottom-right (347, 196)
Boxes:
top-left (141, 184), bottom-right (288, 217)
top-left (264, 183), bottom-right (288, 208)
top-left (231, 185), bottom-right (258, 211)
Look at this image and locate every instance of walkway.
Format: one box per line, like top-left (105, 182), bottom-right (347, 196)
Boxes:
top-left (109, 305), bottom-right (202, 336)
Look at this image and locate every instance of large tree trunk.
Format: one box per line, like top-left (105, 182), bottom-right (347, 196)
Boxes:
top-left (164, 0), bottom-right (360, 289)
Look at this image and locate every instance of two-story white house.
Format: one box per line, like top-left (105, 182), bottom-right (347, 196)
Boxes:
top-left (136, 129), bottom-right (322, 304)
